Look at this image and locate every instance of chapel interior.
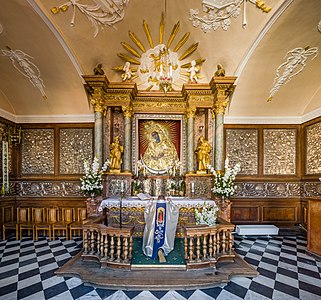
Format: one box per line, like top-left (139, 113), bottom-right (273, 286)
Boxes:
top-left (1, 1), bottom-right (321, 299)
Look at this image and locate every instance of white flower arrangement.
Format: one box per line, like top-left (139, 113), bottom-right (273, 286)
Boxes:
top-left (208, 158), bottom-right (241, 199)
top-left (80, 157), bottom-right (110, 197)
top-left (195, 202), bottom-right (219, 226)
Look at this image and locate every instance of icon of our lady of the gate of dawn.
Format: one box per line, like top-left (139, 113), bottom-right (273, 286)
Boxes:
top-left (140, 120), bottom-right (179, 173)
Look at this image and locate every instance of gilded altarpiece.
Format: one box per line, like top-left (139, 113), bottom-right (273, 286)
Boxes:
top-left (226, 129), bottom-right (258, 175)
top-left (21, 129), bottom-right (54, 175)
top-left (263, 129), bottom-right (296, 175)
top-left (306, 122), bottom-right (321, 174)
top-left (59, 128), bottom-right (93, 174)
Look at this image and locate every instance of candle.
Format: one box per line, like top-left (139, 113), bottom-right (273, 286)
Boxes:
top-left (191, 182), bottom-right (195, 193)
top-left (121, 181), bottom-right (124, 192)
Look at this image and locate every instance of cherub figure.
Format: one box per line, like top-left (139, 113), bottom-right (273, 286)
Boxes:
top-left (121, 61), bottom-right (133, 81)
top-left (187, 60), bottom-right (199, 83)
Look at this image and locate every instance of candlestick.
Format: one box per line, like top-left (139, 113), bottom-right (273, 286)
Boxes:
top-left (121, 181), bottom-right (124, 193)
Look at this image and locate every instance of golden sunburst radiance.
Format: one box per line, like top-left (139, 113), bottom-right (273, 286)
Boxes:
top-left (113, 13), bottom-right (205, 91)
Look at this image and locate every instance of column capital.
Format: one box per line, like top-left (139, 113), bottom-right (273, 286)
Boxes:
top-left (122, 105), bottom-right (134, 118)
top-left (185, 106), bottom-right (196, 119)
top-left (90, 95), bottom-right (107, 114)
top-left (213, 99), bottom-right (229, 115)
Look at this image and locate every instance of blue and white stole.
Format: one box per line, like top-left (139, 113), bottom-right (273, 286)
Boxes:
top-left (151, 202), bottom-right (167, 260)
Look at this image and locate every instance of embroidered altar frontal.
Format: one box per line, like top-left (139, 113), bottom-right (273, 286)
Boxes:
top-left (100, 197), bottom-right (216, 236)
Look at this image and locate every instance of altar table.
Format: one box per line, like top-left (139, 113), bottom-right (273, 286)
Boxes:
top-left (99, 197), bottom-right (216, 236)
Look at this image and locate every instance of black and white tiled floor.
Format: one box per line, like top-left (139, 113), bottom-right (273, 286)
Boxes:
top-left (0, 234), bottom-right (321, 300)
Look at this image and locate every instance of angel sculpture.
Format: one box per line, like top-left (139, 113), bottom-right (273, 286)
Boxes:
top-left (187, 60), bottom-right (199, 83)
top-left (121, 61), bottom-right (133, 81)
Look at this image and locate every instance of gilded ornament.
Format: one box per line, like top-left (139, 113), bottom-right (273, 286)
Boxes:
top-left (213, 99), bottom-right (228, 115)
top-left (195, 135), bottom-right (212, 173)
top-left (214, 64), bottom-right (225, 77)
top-left (93, 63), bottom-right (104, 75)
top-left (122, 105), bottom-right (134, 118)
top-left (90, 97), bottom-right (106, 113)
top-left (109, 136), bottom-right (124, 172)
top-left (185, 107), bottom-right (196, 119)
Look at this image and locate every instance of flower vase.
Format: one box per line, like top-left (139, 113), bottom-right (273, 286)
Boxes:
top-left (86, 194), bottom-right (101, 217)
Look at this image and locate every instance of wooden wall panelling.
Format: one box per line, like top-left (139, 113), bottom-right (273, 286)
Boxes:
top-left (307, 198), bottom-right (321, 258)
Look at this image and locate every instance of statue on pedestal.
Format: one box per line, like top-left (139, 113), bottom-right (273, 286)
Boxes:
top-left (109, 136), bottom-right (123, 172)
top-left (195, 135), bottom-right (212, 173)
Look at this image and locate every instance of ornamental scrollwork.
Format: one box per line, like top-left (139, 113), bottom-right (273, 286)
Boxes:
top-left (226, 129), bottom-right (258, 175)
top-left (21, 129), bottom-right (54, 175)
top-left (306, 122), bottom-right (321, 174)
top-left (59, 128), bottom-right (93, 174)
top-left (263, 129), bottom-right (296, 175)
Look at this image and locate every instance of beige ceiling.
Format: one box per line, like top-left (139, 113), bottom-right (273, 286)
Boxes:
top-left (0, 0), bottom-right (320, 124)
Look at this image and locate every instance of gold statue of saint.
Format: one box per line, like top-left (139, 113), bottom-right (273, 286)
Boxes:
top-left (109, 136), bottom-right (123, 172)
top-left (195, 135), bottom-right (212, 173)
top-left (142, 121), bottom-right (178, 172)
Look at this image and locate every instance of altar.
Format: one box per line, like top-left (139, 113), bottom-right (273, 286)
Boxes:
top-left (100, 197), bottom-right (217, 236)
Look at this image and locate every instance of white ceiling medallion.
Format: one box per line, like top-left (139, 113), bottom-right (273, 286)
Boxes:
top-left (190, 0), bottom-right (271, 33)
top-left (267, 46), bottom-right (318, 102)
top-left (1, 47), bottom-right (47, 99)
top-left (51, 0), bottom-right (130, 37)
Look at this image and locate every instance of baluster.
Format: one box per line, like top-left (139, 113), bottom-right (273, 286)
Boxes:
top-left (228, 230), bottom-right (233, 254)
top-left (222, 229), bottom-right (226, 254)
top-left (90, 229), bottom-right (95, 254)
top-left (196, 235), bottom-right (201, 262)
top-left (100, 233), bottom-right (104, 257)
top-left (115, 235), bottom-right (122, 262)
top-left (123, 236), bottom-right (129, 262)
top-left (109, 235), bottom-right (115, 261)
top-left (104, 233), bottom-right (109, 259)
top-left (188, 236), bottom-right (194, 263)
top-left (128, 236), bottom-right (133, 260)
top-left (208, 233), bottom-right (213, 259)
top-left (184, 236), bottom-right (188, 260)
top-left (83, 229), bottom-right (88, 254)
top-left (97, 231), bottom-right (101, 255)
top-left (216, 231), bottom-right (220, 256)
top-left (202, 233), bottom-right (207, 261)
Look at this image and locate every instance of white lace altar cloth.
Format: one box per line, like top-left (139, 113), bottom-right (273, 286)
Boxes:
top-left (99, 197), bottom-right (215, 211)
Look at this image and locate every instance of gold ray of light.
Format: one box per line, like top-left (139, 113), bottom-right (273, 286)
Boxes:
top-left (179, 43), bottom-right (199, 61)
top-left (143, 20), bottom-right (154, 49)
top-left (112, 65), bottom-right (138, 72)
top-left (117, 53), bottom-right (141, 65)
top-left (181, 58), bottom-right (206, 68)
top-left (128, 31), bottom-right (146, 53)
top-left (167, 21), bottom-right (180, 48)
top-left (121, 42), bottom-right (141, 58)
top-left (173, 32), bottom-right (190, 52)
top-left (159, 12), bottom-right (165, 44)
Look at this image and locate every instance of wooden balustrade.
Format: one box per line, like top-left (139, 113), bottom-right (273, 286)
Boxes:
top-left (184, 218), bottom-right (235, 269)
top-left (82, 223), bottom-right (134, 269)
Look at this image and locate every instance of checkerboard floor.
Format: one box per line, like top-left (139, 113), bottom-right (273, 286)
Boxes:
top-left (0, 234), bottom-right (320, 300)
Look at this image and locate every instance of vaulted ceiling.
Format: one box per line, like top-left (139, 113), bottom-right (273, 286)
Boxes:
top-left (0, 0), bottom-right (320, 124)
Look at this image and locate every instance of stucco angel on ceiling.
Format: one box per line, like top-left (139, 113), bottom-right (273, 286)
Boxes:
top-left (1, 47), bottom-right (47, 99)
top-left (267, 46), bottom-right (318, 102)
top-left (51, 0), bottom-right (130, 37)
top-left (189, 0), bottom-right (271, 33)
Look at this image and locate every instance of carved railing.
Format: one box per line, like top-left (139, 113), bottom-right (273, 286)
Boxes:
top-left (82, 223), bottom-right (134, 269)
top-left (184, 218), bottom-right (235, 269)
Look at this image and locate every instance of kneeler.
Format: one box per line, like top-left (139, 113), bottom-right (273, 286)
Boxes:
top-left (142, 197), bottom-right (179, 262)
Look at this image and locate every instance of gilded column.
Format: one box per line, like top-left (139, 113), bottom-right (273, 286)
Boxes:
top-left (213, 95), bottom-right (229, 171)
top-left (91, 88), bottom-right (107, 165)
top-left (185, 107), bottom-right (196, 174)
top-left (122, 105), bottom-right (134, 173)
